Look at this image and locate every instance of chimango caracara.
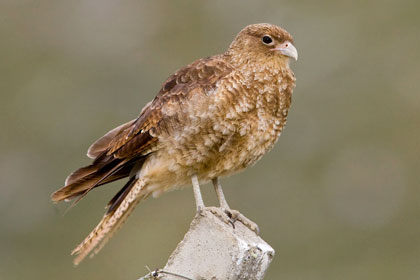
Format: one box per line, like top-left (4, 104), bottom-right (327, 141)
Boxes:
top-left (52, 23), bottom-right (298, 265)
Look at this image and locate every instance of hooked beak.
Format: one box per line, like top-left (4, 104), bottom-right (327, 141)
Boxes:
top-left (272, 41), bottom-right (298, 61)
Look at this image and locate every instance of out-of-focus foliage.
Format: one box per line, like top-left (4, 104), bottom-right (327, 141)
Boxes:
top-left (1, 1), bottom-right (419, 279)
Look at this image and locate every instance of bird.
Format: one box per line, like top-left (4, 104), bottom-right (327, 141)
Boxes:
top-left (51, 23), bottom-right (297, 265)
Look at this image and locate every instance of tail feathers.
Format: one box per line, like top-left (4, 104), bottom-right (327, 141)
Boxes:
top-left (106, 177), bottom-right (136, 214)
top-left (65, 164), bottom-right (102, 186)
top-left (71, 178), bottom-right (148, 265)
top-left (52, 171), bottom-right (127, 202)
top-left (51, 160), bottom-right (134, 203)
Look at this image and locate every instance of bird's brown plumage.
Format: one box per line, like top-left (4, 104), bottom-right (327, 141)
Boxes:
top-left (52, 23), bottom-right (297, 264)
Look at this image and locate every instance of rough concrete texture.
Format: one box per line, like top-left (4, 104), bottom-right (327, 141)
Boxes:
top-left (160, 209), bottom-right (275, 280)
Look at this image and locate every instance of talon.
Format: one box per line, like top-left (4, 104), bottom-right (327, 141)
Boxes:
top-left (229, 209), bottom-right (260, 235)
top-left (222, 208), bottom-right (236, 229)
top-left (228, 219), bottom-right (235, 229)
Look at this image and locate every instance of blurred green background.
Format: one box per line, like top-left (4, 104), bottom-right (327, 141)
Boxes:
top-left (1, 0), bottom-right (419, 279)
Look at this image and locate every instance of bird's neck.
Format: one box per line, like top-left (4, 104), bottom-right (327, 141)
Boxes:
top-left (225, 51), bottom-right (293, 84)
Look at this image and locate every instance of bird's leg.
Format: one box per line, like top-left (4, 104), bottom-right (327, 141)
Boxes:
top-left (191, 175), bottom-right (232, 225)
top-left (191, 175), bottom-right (205, 212)
top-left (212, 178), bottom-right (260, 234)
top-left (212, 177), bottom-right (230, 209)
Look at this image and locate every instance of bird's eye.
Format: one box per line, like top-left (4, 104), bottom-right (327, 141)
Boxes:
top-left (262, 35), bottom-right (273, 45)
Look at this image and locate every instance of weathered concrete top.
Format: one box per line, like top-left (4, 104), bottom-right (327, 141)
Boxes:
top-left (156, 209), bottom-right (275, 280)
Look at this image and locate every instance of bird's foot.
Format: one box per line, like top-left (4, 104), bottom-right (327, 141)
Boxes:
top-left (225, 209), bottom-right (260, 235)
top-left (199, 206), bottom-right (236, 228)
top-left (199, 207), bottom-right (259, 235)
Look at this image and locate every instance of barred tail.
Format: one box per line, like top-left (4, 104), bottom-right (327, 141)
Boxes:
top-left (71, 178), bottom-right (149, 265)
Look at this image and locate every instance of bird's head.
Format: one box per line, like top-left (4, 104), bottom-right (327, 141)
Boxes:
top-left (228, 23), bottom-right (298, 65)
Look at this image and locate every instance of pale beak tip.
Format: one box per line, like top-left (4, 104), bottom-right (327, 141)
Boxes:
top-left (276, 42), bottom-right (298, 61)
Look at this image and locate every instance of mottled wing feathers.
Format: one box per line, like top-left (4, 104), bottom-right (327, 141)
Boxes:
top-left (158, 55), bottom-right (232, 95)
top-left (87, 119), bottom-right (136, 159)
top-left (105, 55), bottom-right (233, 158)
